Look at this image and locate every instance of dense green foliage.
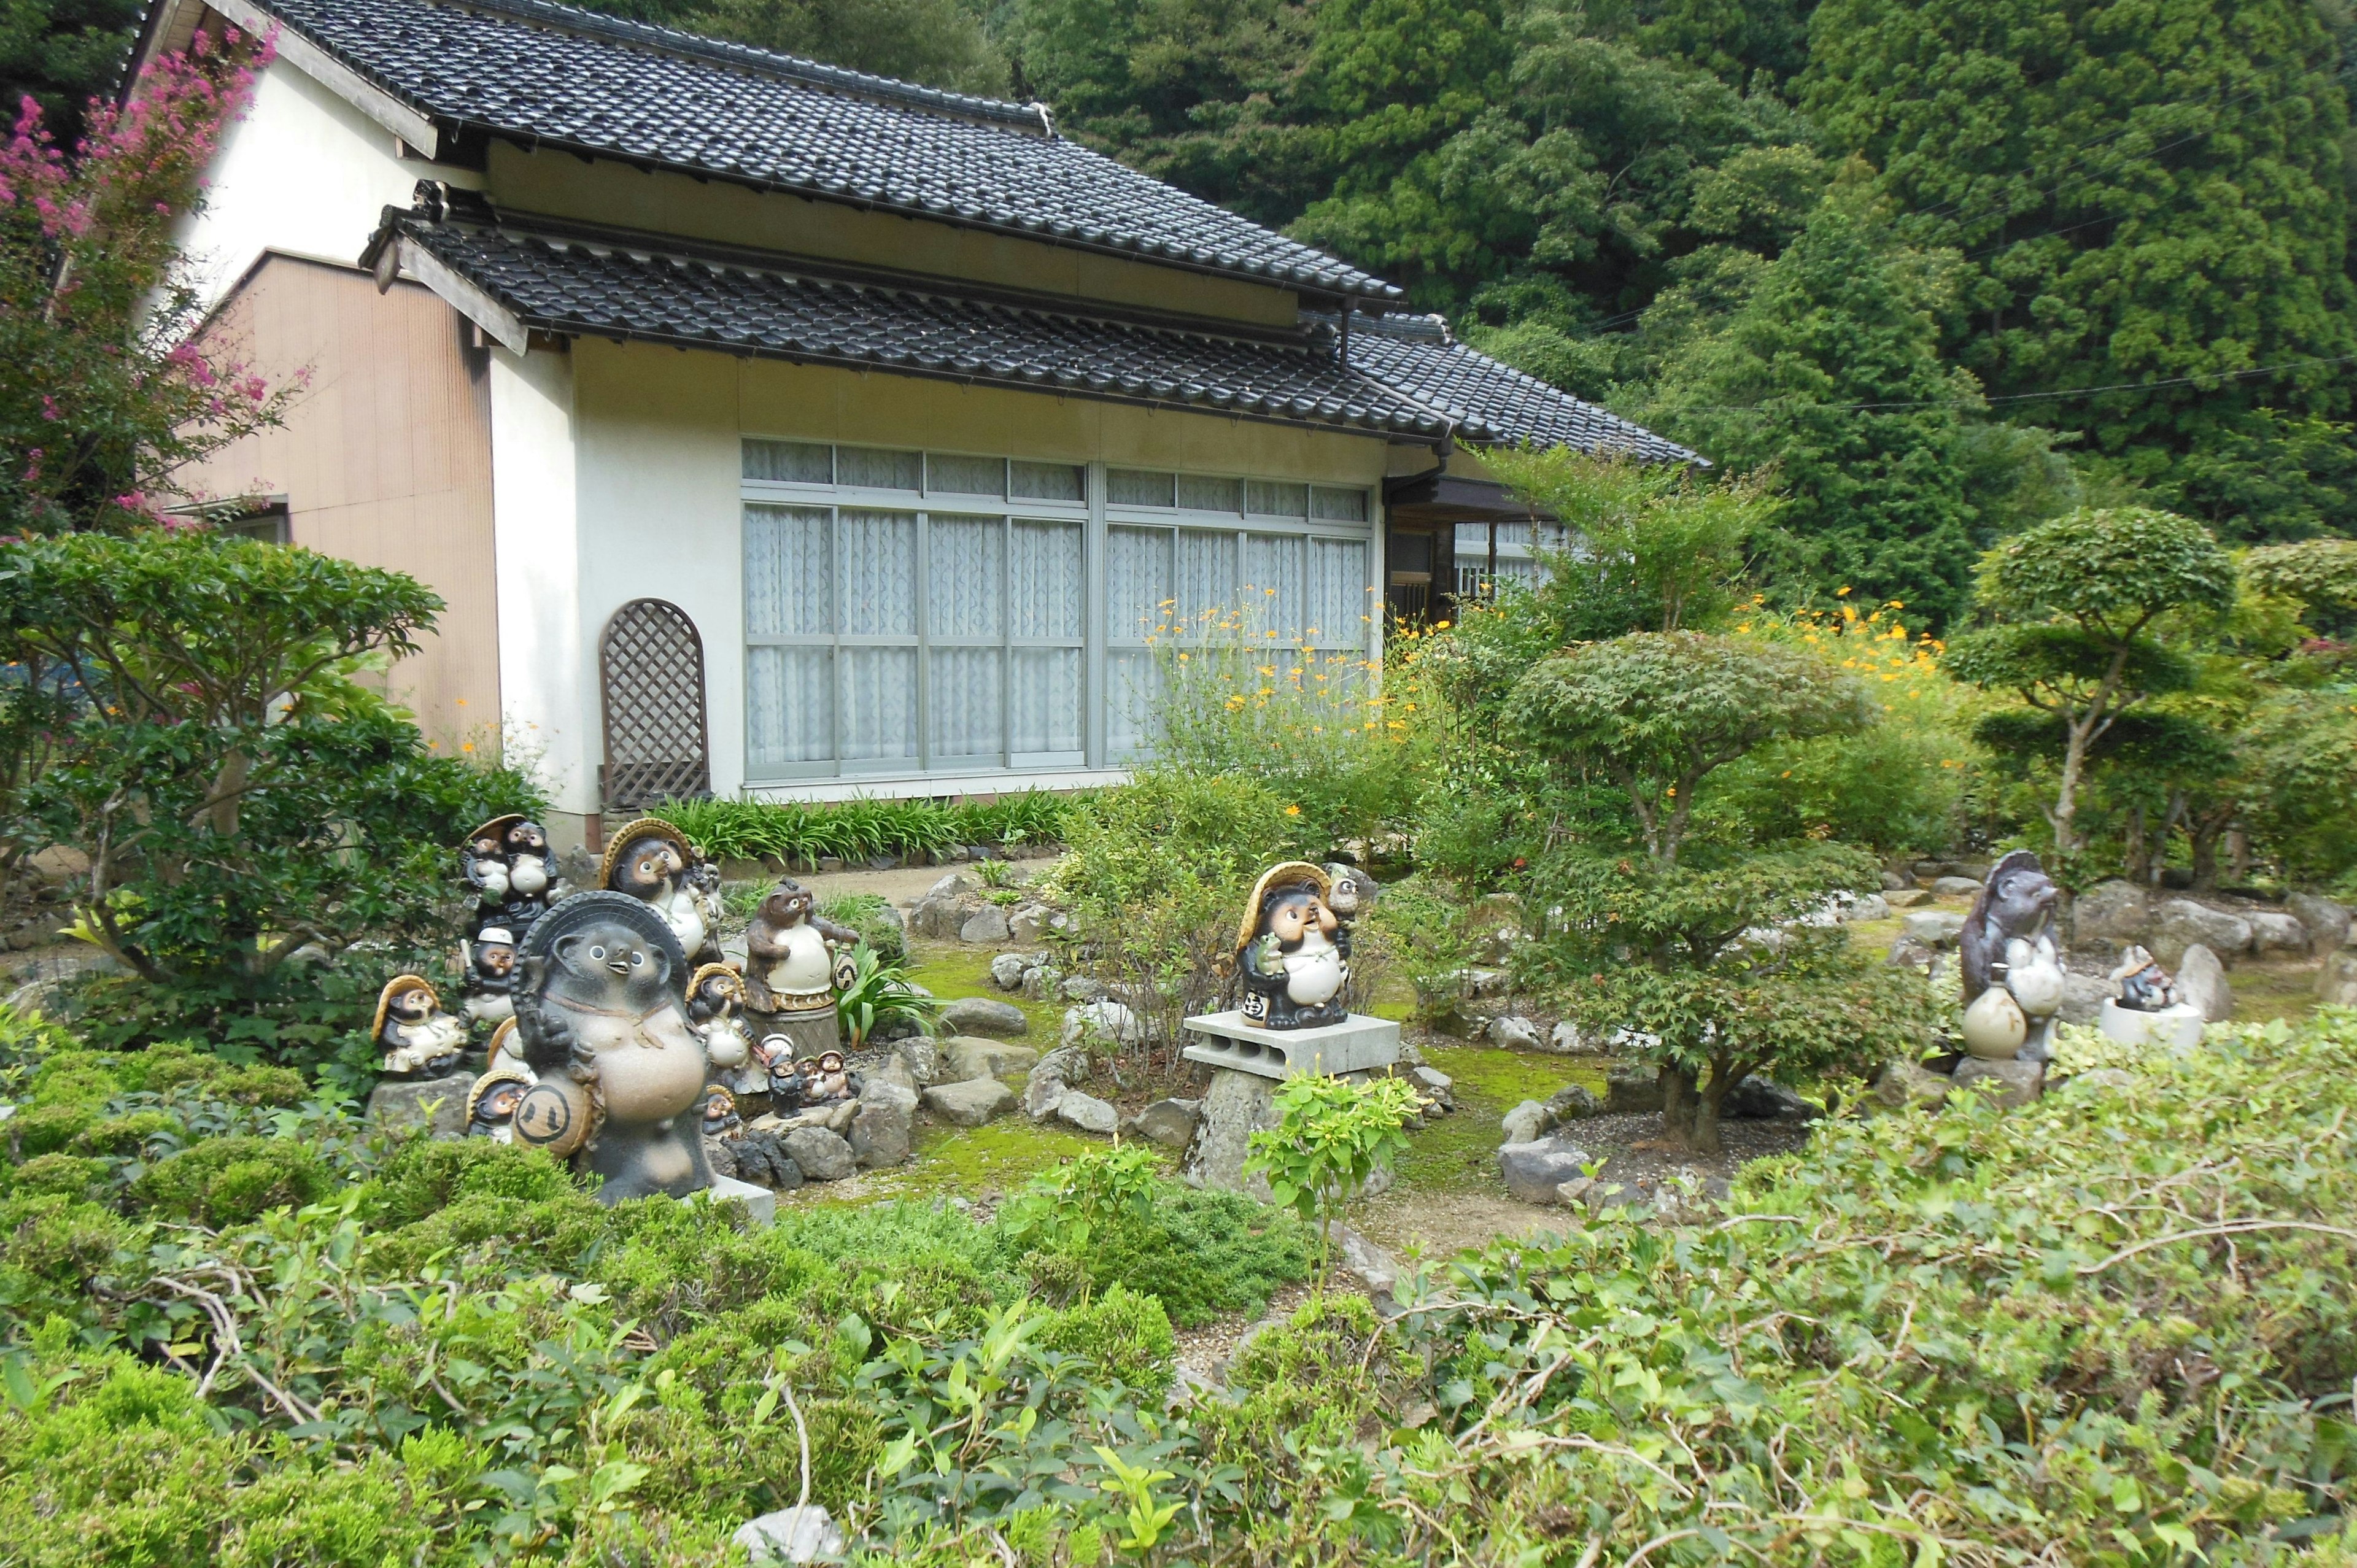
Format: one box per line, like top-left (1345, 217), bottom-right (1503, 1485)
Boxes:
top-left (1, 530), bottom-right (536, 995)
top-left (7, 998), bottom-right (2356, 1564)
top-left (653, 789), bottom-right (1077, 867)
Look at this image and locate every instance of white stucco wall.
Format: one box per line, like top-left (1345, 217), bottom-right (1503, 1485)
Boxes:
top-left (177, 59), bottom-right (473, 311)
top-left (552, 339), bottom-right (1398, 803)
top-left (490, 348), bottom-right (590, 817)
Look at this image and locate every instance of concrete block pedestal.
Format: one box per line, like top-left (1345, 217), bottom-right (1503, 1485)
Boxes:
top-left (1180, 1011), bottom-right (1401, 1081)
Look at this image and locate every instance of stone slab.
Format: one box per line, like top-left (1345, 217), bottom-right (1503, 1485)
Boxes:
top-left (1180, 1010), bottom-right (1400, 1081)
top-left (693, 1172), bottom-right (777, 1227)
top-left (365, 1071), bottom-right (473, 1140)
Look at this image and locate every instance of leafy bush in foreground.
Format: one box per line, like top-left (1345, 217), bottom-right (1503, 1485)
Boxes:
top-left (3, 1005), bottom-right (2353, 1564)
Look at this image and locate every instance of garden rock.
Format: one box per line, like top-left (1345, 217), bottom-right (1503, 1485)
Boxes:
top-left (1024, 1045), bottom-right (1090, 1119)
top-left (1335, 1224), bottom-right (1401, 1303)
top-left (942, 996), bottom-right (1029, 1038)
top-left (2288, 892), bottom-right (2351, 953)
top-left (1007, 903), bottom-right (1053, 944)
top-left (1722, 1078), bottom-right (1818, 1121)
top-left (28, 845), bottom-right (88, 884)
top-left (1844, 892), bottom-right (1892, 922)
top-left (1902, 910), bottom-right (1965, 948)
top-left (365, 1071), bottom-right (472, 1140)
top-left (849, 1080), bottom-right (916, 1168)
top-left (1062, 999), bottom-right (1143, 1048)
top-left (735, 1505), bottom-right (844, 1564)
top-left (894, 1037), bottom-right (943, 1086)
top-left (1498, 1135), bottom-right (1594, 1206)
top-left (2315, 950), bottom-right (2357, 1006)
top-left (1486, 1015), bottom-right (1544, 1051)
top-left (1410, 1065), bottom-right (1455, 1106)
top-left (1020, 965), bottom-right (1065, 1000)
top-left (2151, 899), bottom-right (2252, 965)
top-left (1544, 1021), bottom-right (1598, 1055)
top-left (1881, 869), bottom-right (1910, 891)
top-left (781, 1126), bottom-right (857, 1181)
top-left (1952, 1056), bottom-right (2043, 1108)
top-left (1468, 968), bottom-right (1512, 998)
top-left (988, 953), bottom-right (1029, 990)
top-left (1499, 1099), bottom-right (1547, 1145)
top-left (2072, 880), bottom-right (2151, 944)
top-left (1184, 1068), bottom-right (1281, 1197)
top-left (922, 1077), bottom-right (1014, 1127)
top-left (1129, 1097), bottom-right (1201, 1149)
top-left (1543, 1083), bottom-right (1600, 1122)
top-left (730, 1132), bottom-right (804, 1189)
top-left (2059, 971), bottom-right (2117, 1024)
top-left (943, 1035), bottom-right (1039, 1083)
top-left (2175, 944), bottom-right (2233, 1022)
top-left (959, 908), bottom-right (1013, 944)
top-left (908, 875), bottom-right (981, 938)
top-left (1873, 1061), bottom-right (1950, 1111)
top-left (1061, 976), bottom-right (1109, 1002)
top-left (2248, 911), bottom-right (2309, 954)
top-left (1930, 875), bottom-right (1983, 898)
top-left (1051, 1088), bottom-right (1120, 1136)
top-left (1884, 935), bottom-right (1935, 972)
top-left (1604, 1068), bottom-right (1664, 1114)
top-left (1886, 888), bottom-right (1933, 908)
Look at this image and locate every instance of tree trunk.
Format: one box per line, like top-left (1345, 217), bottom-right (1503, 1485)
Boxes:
top-left (2189, 822), bottom-right (2221, 894)
top-left (2123, 803), bottom-right (2148, 884)
top-left (1658, 1065), bottom-right (1697, 1147)
top-left (2227, 825), bottom-right (2251, 884)
top-left (1688, 1067), bottom-right (1736, 1156)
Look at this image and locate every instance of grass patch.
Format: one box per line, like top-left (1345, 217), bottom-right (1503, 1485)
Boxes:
top-left (1391, 1043), bottom-right (1606, 1196)
top-left (859, 1118), bottom-right (1137, 1202)
top-left (904, 940), bottom-right (1069, 1039)
top-left (2228, 957), bottom-right (2323, 1025)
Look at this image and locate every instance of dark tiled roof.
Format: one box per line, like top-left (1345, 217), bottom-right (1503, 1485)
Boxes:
top-left (255, 0), bottom-right (1403, 301)
top-left (1344, 314), bottom-right (1699, 463)
top-left (384, 213), bottom-right (1460, 436)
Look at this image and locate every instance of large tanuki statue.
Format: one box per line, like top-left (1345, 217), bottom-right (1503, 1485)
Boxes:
top-left (1958, 849), bottom-right (2067, 1068)
top-left (504, 890), bottom-right (714, 1203)
top-left (743, 878), bottom-right (860, 1055)
top-left (1235, 862), bottom-right (1352, 1029)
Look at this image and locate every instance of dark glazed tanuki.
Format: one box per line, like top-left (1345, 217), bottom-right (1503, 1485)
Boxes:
top-left (511, 890), bottom-right (713, 1203)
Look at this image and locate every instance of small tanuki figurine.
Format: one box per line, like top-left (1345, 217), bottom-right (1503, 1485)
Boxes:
top-left (461, 924), bottom-right (519, 1026)
top-left (1235, 862), bottom-right (1352, 1030)
top-left (600, 818), bottom-right (723, 964)
top-left (1958, 849), bottom-right (2068, 1066)
top-left (463, 814), bottom-right (563, 944)
top-left (755, 1035), bottom-right (806, 1111)
top-left (466, 1065), bottom-right (534, 1141)
top-left (805, 1049), bottom-right (861, 1106)
top-left (505, 890), bottom-right (714, 1204)
top-left (374, 975), bottom-right (468, 1078)
top-left (686, 964), bottom-right (753, 1067)
top-left (2111, 944), bottom-right (2178, 1011)
top-left (743, 879), bottom-right (860, 1055)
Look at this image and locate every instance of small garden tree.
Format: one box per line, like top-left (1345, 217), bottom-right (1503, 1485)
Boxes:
top-left (1244, 1073), bottom-right (1423, 1294)
top-left (1946, 507), bottom-right (2237, 865)
top-left (0, 530), bottom-right (538, 1025)
top-left (1508, 632), bottom-right (1933, 1151)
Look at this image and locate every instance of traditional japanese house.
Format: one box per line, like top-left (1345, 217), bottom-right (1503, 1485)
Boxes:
top-left (140, 0), bottom-right (1691, 848)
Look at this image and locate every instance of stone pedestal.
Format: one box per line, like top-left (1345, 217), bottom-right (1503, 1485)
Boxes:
top-left (2098, 998), bottom-right (2205, 1051)
top-left (692, 1172), bottom-right (776, 1227)
top-left (751, 1008), bottom-right (840, 1058)
top-left (1180, 1010), bottom-right (1400, 1081)
top-left (365, 1070), bottom-right (473, 1140)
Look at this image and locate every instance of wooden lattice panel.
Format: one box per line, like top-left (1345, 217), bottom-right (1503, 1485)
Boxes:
top-left (600, 598), bottom-right (711, 810)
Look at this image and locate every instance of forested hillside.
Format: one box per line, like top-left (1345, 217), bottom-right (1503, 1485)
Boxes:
top-left (19, 0), bottom-right (2356, 624)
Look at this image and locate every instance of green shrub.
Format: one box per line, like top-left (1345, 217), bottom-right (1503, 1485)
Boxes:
top-left (360, 1133), bottom-right (575, 1226)
top-left (68, 1110), bottom-right (177, 1159)
top-left (0, 1194), bottom-right (142, 1326)
top-left (656, 790), bottom-right (1081, 868)
top-left (6, 1153), bottom-right (106, 1202)
top-left (1040, 1283), bottom-right (1176, 1398)
top-left (130, 1135), bottom-right (332, 1226)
